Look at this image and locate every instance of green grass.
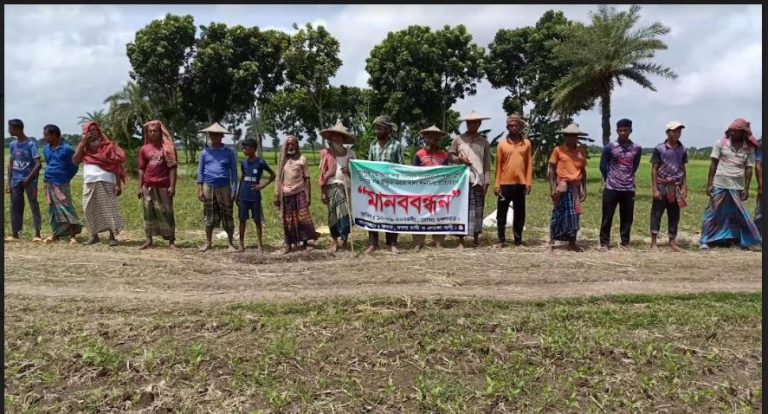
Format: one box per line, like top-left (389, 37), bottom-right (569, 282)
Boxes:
top-left (7, 150), bottom-right (754, 245)
top-left (4, 293), bottom-right (761, 412)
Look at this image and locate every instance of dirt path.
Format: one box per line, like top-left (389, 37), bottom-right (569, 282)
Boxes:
top-left (4, 240), bottom-right (761, 304)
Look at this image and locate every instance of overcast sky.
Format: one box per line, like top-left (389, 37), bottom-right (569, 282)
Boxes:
top-left (4, 4), bottom-right (762, 148)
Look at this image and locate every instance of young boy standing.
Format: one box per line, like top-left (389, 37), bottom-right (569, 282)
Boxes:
top-left (650, 121), bottom-right (688, 251)
top-left (236, 139), bottom-right (275, 253)
top-left (6, 119), bottom-right (42, 242)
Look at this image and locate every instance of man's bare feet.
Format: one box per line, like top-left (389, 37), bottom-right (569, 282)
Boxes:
top-left (434, 242), bottom-right (443, 249)
top-left (649, 243), bottom-right (660, 252)
top-left (364, 245), bottom-right (377, 255)
top-left (68, 237), bottom-right (78, 246)
top-left (414, 244), bottom-right (422, 253)
top-left (237, 244), bottom-right (245, 253)
top-left (329, 242), bottom-right (338, 253)
top-left (457, 242), bottom-right (465, 250)
top-left (568, 242), bottom-right (583, 252)
top-left (199, 244), bottom-right (212, 252)
top-left (669, 241), bottom-right (682, 252)
top-left (169, 243), bottom-right (180, 250)
top-left (390, 245), bottom-right (398, 254)
top-left (227, 245), bottom-right (237, 252)
top-left (256, 246), bottom-right (264, 255)
top-left (282, 246), bottom-right (292, 255)
top-left (493, 242), bottom-right (505, 249)
top-left (139, 240), bottom-right (153, 250)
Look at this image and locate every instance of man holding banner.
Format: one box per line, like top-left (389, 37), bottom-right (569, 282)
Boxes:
top-left (448, 111), bottom-right (492, 248)
top-left (364, 115), bottom-right (403, 254)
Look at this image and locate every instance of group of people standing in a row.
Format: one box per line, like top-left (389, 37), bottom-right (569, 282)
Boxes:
top-left (5, 112), bottom-right (763, 253)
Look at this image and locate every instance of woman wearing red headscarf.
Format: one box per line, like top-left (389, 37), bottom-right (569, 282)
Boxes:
top-left (137, 120), bottom-right (178, 250)
top-left (73, 122), bottom-right (126, 246)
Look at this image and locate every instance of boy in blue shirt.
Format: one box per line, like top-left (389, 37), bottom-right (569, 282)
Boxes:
top-left (236, 139), bottom-right (275, 253)
top-left (41, 124), bottom-right (83, 243)
top-left (6, 119), bottom-right (42, 242)
top-left (197, 122), bottom-right (238, 252)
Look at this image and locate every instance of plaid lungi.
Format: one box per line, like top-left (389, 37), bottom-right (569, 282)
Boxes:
top-left (142, 186), bottom-right (175, 240)
top-left (83, 181), bottom-right (123, 235)
top-left (550, 183), bottom-right (581, 242)
top-left (202, 184), bottom-right (234, 233)
top-left (467, 184), bottom-right (485, 235)
top-left (700, 187), bottom-right (761, 248)
top-left (281, 191), bottom-right (316, 245)
top-left (325, 183), bottom-right (350, 241)
top-left (45, 182), bottom-right (83, 238)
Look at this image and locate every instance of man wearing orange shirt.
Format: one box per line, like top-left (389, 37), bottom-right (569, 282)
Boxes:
top-left (494, 114), bottom-right (532, 247)
top-left (548, 123), bottom-right (589, 251)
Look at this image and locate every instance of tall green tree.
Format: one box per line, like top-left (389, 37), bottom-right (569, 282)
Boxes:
top-left (77, 110), bottom-right (108, 127)
top-left (283, 23), bottom-right (342, 148)
top-left (551, 5), bottom-right (677, 145)
top-left (126, 14), bottom-right (289, 162)
top-left (366, 24), bottom-right (484, 153)
top-left (485, 10), bottom-right (588, 177)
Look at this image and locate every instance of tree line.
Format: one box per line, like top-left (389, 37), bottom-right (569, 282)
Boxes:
top-left (74, 5), bottom-right (675, 177)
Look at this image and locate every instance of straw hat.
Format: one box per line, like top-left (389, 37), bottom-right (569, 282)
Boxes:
top-left (557, 123), bottom-right (588, 136)
top-left (199, 122), bottom-right (231, 134)
top-left (419, 125), bottom-right (447, 137)
top-left (319, 121), bottom-right (356, 144)
top-left (459, 110), bottom-right (491, 122)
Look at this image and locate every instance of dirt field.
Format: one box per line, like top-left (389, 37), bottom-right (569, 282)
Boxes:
top-left (4, 235), bottom-right (763, 413)
top-left (4, 232), bottom-right (761, 304)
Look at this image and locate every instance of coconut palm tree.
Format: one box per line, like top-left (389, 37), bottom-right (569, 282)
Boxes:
top-left (104, 81), bottom-right (157, 148)
top-left (551, 5), bottom-right (677, 145)
top-left (77, 110), bottom-right (108, 127)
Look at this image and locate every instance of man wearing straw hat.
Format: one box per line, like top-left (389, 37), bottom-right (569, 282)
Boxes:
top-left (319, 121), bottom-right (356, 252)
top-left (197, 122), bottom-right (238, 252)
top-left (448, 110), bottom-right (492, 248)
top-left (548, 123), bottom-right (589, 251)
top-left (412, 125), bottom-right (450, 251)
top-left (365, 115), bottom-right (403, 254)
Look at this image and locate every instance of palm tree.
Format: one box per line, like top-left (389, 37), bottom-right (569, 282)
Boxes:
top-left (551, 5), bottom-right (677, 145)
top-left (246, 107), bottom-right (268, 159)
top-left (77, 110), bottom-right (107, 127)
top-left (104, 81), bottom-right (157, 148)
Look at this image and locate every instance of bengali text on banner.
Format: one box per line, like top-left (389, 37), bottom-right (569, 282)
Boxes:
top-left (349, 160), bottom-right (469, 235)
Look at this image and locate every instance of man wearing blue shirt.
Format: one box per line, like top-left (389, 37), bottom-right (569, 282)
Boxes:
top-left (41, 124), bottom-right (83, 243)
top-left (6, 119), bottom-right (42, 242)
top-left (197, 122), bottom-right (238, 252)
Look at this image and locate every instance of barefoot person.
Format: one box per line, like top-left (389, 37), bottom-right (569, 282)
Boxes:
top-left (236, 139), bottom-right (275, 253)
top-left (138, 120), bottom-right (178, 250)
top-left (41, 124), bottom-right (82, 244)
top-left (548, 123), bottom-right (588, 251)
top-left (197, 122), bottom-right (238, 252)
top-left (73, 121), bottom-right (126, 246)
top-left (598, 118), bottom-right (642, 250)
top-left (412, 125), bottom-right (449, 252)
top-left (650, 121), bottom-right (688, 252)
top-left (365, 115), bottom-right (403, 254)
top-left (449, 111), bottom-right (492, 248)
top-left (319, 122), bottom-right (356, 253)
top-left (493, 114), bottom-right (532, 248)
top-left (699, 118), bottom-right (761, 250)
top-left (5, 119), bottom-right (42, 242)
top-left (274, 135), bottom-right (316, 254)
